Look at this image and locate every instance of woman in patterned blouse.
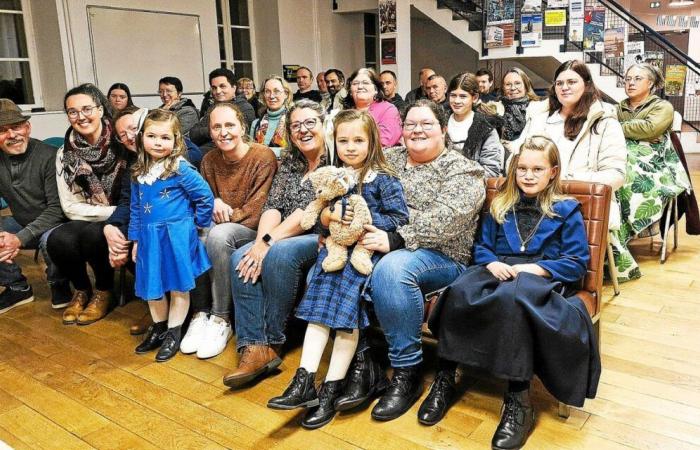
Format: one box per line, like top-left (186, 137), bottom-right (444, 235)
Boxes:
top-left (223, 99), bottom-right (329, 389)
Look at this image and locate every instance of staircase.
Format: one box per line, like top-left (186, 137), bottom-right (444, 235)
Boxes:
top-left (424, 0), bottom-right (700, 137)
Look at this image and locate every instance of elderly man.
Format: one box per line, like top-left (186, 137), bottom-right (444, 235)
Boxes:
top-left (379, 70), bottom-right (407, 112)
top-left (0, 99), bottom-right (69, 313)
top-left (405, 67), bottom-right (435, 104)
top-left (293, 66), bottom-right (323, 103)
top-left (426, 74), bottom-right (450, 113)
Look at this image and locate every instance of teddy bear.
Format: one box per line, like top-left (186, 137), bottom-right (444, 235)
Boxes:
top-left (301, 166), bottom-right (374, 275)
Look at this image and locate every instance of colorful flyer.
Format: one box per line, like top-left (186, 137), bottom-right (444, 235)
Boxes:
top-left (545, 9), bottom-right (566, 27)
top-left (624, 41), bottom-right (645, 72)
top-left (583, 7), bottom-right (605, 51)
top-left (379, 0), bottom-right (397, 33)
top-left (604, 27), bottom-right (625, 58)
top-left (521, 12), bottom-right (542, 47)
top-left (380, 37), bottom-right (396, 64)
top-left (487, 0), bottom-right (516, 25)
top-left (665, 65), bottom-right (687, 96)
top-left (569, 18), bottom-right (584, 42)
top-left (485, 23), bottom-right (515, 48)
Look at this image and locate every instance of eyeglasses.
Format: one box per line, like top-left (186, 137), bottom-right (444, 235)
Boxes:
top-left (351, 80), bottom-right (373, 88)
top-left (65, 105), bottom-right (101, 119)
top-left (117, 126), bottom-right (138, 142)
top-left (403, 121), bottom-right (438, 131)
top-left (554, 79), bottom-right (581, 88)
top-left (516, 166), bottom-right (553, 178)
top-left (290, 117), bottom-right (320, 133)
top-left (264, 89), bottom-right (285, 98)
top-left (211, 123), bottom-right (239, 135)
top-left (0, 122), bottom-right (27, 136)
top-left (504, 81), bottom-right (524, 89)
top-left (624, 76), bottom-right (647, 84)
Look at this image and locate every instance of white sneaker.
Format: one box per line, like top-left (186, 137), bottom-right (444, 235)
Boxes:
top-left (180, 312), bottom-right (209, 354)
top-left (196, 315), bottom-right (232, 359)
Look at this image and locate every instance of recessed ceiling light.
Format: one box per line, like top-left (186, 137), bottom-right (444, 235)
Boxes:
top-left (650, 1), bottom-right (660, 6)
top-left (669, 0), bottom-right (694, 7)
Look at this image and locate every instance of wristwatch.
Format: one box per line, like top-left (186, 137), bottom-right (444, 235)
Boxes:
top-left (262, 233), bottom-right (275, 246)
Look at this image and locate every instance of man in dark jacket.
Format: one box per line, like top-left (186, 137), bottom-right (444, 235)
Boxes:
top-left (380, 70), bottom-right (407, 113)
top-left (404, 67), bottom-right (435, 104)
top-left (190, 68), bottom-right (255, 148)
top-left (0, 99), bottom-right (69, 313)
top-left (292, 66), bottom-right (322, 102)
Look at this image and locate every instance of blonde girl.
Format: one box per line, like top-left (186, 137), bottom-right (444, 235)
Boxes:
top-left (129, 109), bottom-right (214, 362)
top-left (267, 110), bottom-right (409, 429)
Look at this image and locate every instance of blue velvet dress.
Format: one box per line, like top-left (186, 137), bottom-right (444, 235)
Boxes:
top-left (128, 159), bottom-right (214, 300)
top-left (295, 173), bottom-right (409, 330)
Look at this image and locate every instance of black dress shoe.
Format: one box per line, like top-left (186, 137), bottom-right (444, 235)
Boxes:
top-left (155, 326), bottom-right (182, 362)
top-left (134, 321), bottom-right (167, 354)
top-left (492, 390), bottom-right (535, 450)
top-left (371, 364), bottom-right (423, 421)
top-left (301, 379), bottom-right (344, 429)
top-left (335, 350), bottom-right (389, 412)
top-left (418, 370), bottom-right (457, 426)
top-left (267, 368), bottom-right (318, 410)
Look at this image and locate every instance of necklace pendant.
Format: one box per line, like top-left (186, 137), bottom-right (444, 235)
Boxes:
top-left (520, 245), bottom-right (525, 252)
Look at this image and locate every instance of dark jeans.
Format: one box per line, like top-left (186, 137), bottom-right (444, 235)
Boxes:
top-left (0, 216), bottom-right (65, 289)
top-left (46, 220), bottom-right (114, 292)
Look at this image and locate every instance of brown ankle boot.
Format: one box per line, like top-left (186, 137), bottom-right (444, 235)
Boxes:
top-left (77, 290), bottom-right (111, 325)
top-left (223, 344), bottom-right (282, 388)
top-left (130, 312), bottom-right (153, 335)
top-left (62, 291), bottom-right (89, 325)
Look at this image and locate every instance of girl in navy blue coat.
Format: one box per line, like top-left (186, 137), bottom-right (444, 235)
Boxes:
top-left (425, 136), bottom-right (600, 450)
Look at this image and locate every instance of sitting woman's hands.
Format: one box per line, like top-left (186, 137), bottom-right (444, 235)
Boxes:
top-left (486, 261), bottom-right (518, 281)
top-left (213, 198), bottom-right (234, 224)
top-left (320, 202), bottom-right (355, 227)
top-left (359, 224), bottom-right (390, 253)
top-left (512, 263), bottom-right (550, 278)
top-left (236, 240), bottom-right (270, 284)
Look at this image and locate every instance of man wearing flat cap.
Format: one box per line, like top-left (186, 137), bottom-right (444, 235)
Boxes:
top-left (0, 98), bottom-right (70, 313)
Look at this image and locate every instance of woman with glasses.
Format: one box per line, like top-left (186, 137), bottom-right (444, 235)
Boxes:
top-left (158, 76), bottom-right (199, 135)
top-left (344, 68), bottom-right (402, 147)
top-left (180, 102), bottom-right (277, 359)
top-left (249, 75), bottom-right (293, 158)
top-left (47, 83), bottom-right (129, 325)
top-left (342, 99), bottom-right (484, 423)
top-left (223, 99), bottom-right (328, 389)
top-left (611, 63), bottom-right (692, 282)
top-left (237, 77), bottom-right (263, 119)
top-left (492, 67), bottom-right (540, 144)
top-left (446, 72), bottom-right (505, 177)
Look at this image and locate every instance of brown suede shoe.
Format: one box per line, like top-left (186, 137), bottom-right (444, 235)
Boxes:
top-left (130, 312), bottom-right (153, 336)
top-left (223, 344), bottom-right (282, 388)
top-left (62, 290), bottom-right (89, 325)
top-left (77, 290), bottom-right (111, 325)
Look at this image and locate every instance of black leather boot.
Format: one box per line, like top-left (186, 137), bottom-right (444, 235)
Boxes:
top-left (492, 390), bottom-right (535, 450)
top-left (417, 369), bottom-right (457, 426)
top-left (334, 350), bottom-right (389, 411)
top-left (301, 379), bottom-right (344, 429)
top-left (267, 368), bottom-right (319, 410)
top-left (371, 364), bottom-right (423, 421)
top-left (134, 321), bottom-right (167, 354)
top-left (155, 326), bottom-right (182, 362)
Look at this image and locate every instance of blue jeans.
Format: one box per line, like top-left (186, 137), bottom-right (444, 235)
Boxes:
top-left (231, 233), bottom-right (319, 351)
top-left (0, 216), bottom-right (64, 289)
top-left (367, 248), bottom-right (466, 368)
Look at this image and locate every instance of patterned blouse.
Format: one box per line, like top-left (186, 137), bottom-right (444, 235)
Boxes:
top-left (384, 146), bottom-right (485, 265)
top-left (263, 153), bottom-right (327, 221)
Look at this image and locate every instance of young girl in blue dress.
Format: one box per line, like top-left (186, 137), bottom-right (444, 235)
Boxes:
top-left (129, 109), bottom-right (214, 362)
top-left (267, 109), bottom-right (409, 429)
top-left (425, 136), bottom-right (599, 450)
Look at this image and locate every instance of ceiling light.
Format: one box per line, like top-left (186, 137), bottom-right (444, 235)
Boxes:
top-left (669, 0), bottom-right (694, 7)
top-left (650, 1), bottom-right (660, 6)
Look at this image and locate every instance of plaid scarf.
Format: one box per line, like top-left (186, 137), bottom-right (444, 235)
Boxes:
top-left (62, 119), bottom-right (126, 206)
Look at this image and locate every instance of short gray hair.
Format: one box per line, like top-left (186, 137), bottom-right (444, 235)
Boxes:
top-left (625, 62), bottom-right (665, 94)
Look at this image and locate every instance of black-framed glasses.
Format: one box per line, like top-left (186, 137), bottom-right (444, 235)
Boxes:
top-left (290, 117), bottom-right (320, 133)
top-left (66, 105), bottom-right (100, 119)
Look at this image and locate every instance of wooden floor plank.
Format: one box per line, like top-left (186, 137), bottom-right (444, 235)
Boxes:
top-left (0, 405), bottom-right (94, 450)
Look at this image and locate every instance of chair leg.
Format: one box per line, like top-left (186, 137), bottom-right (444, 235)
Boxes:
top-left (661, 199), bottom-right (673, 264)
top-left (606, 240), bottom-right (620, 296)
top-left (673, 196), bottom-right (679, 251)
top-left (558, 402), bottom-right (571, 419)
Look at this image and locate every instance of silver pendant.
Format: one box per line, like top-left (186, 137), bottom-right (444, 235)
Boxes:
top-left (520, 245), bottom-right (525, 252)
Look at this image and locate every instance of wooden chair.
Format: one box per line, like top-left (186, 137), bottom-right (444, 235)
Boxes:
top-left (424, 178), bottom-right (612, 418)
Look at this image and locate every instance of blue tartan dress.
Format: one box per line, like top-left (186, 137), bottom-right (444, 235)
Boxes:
top-left (295, 173), bottom-right (409, 330)
top-left (128, 158), bottom-right (214, 300)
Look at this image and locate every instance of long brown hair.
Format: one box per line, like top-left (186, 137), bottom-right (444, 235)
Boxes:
top-left (490, 135), bottom-right (568, 224)
top-left (549, 60), bottom-right (601, 139)
top-left (332, 109), bottom-right (397, 193)
top-left (131, 109), bottom-right (187, 181)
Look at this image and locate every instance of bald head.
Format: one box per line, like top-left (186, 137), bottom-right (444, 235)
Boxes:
top-left (419, 68), bottom-right (436, 94)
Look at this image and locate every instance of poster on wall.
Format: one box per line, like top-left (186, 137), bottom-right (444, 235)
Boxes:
top-left (545, 9), bottom-right (567, 27)
top-left (583, 7), bottom-right (605, 51)
top-left (379, 0), bottom-right (396, 33)
top-left (644, 51), bottom-right (664, 71)
top-left (665, 65), bottom-right (687, 96)
top-left (521, 12), bottom-right (542, 47)
top-left (381, 38), bottom-right (396, 64)
top-left (624, 41), bottom-right (645, 71)
top-left (282, 65), bottom-right (300, 82)
top-left (487, 0), bottom-right (515, 25)
top-left (569, 0), bottom-right (584, 18)
top-left (547, 0), bottom-right (569, 8)
top-left (521, 0), bottom-right (541, 12)
top-left (604, 27), bottom-right (625, 58)
top-left (485, 23), bottom-right (515, 48)
top-left (569, 18), bottom-right (584, 42)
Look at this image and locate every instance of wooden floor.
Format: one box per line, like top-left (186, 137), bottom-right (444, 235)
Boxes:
top-left (1, 176), bottom-right (699, 450)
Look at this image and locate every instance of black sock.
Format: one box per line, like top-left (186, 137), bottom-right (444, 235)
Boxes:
top-left (152, 320), bottom-right (168, 334)
top-left (508, 380), bottom-right (530, 393)
top-left (167, 325), bottom-right (182, 341)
